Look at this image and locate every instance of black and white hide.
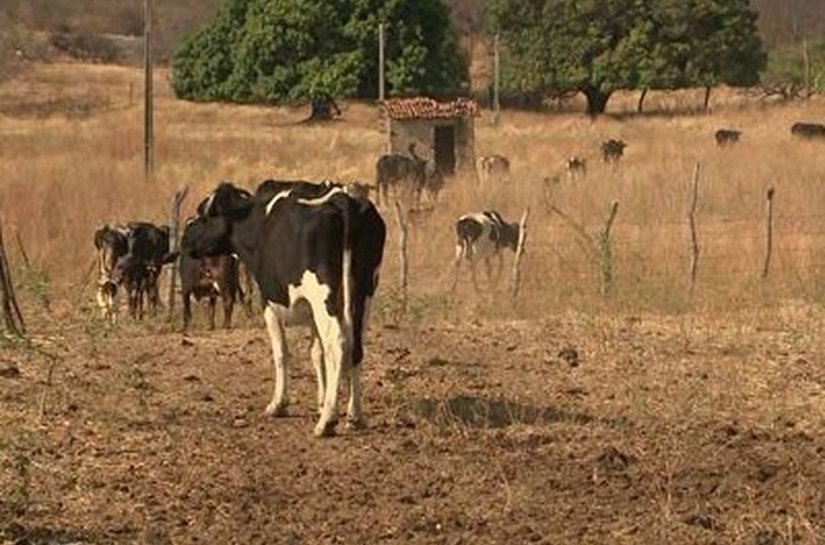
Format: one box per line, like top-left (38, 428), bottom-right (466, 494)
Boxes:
top-left (182, 181), bottom-right (385, 437)
top-left (453, 210), bottom-right (520, 289)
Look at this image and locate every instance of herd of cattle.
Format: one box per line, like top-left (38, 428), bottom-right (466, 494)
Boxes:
top-left (92, 118), bottom-right (824, 435)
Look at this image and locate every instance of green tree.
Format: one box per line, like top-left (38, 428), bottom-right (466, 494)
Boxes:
top-left (486, 0), bottom-right (766, 115)
top-left (172, 0), bottom-right (467, 105)
top-left (648, 0), bottom-right (766, 109)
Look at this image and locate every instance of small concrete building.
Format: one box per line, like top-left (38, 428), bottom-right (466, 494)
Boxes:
top-left (381, 97), bottom-right (479, 176)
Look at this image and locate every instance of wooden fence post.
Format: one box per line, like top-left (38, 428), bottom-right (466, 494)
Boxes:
top-left (762, 187), bottom-right (775, 279)
top-left (167, 187), bottom-right (188, 319)
top-left (598, 201), bottom-right (620, 296)
top-left (0, 223), bottom-right (25, 336)
top-left (688, 163), bottom-right (700, 299)
top-left (509, 208), bottom-right (530, 300)
top-left (393, 200), bottom-right (409, 312)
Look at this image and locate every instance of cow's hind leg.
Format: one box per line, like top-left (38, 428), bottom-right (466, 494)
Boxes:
top-left (222, 291), bottom-right (234, 329)
top-left (306, 296), bottom-right (344, 438)
top-left (346, 364), bottom-right (363, 429)
top-left (182, 291), bottom-right (192, 332)
top-left (208, 295), bottom-right (217, 330)
top-left (263, 303), bottom-right (289, 417)
top-left (310, 329), bottom-right (325, 415)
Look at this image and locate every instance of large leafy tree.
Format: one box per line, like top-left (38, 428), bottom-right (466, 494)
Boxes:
top-left (172, 0), bottom-right (467, 104)
top-left (486, 0), bottom-right (766, 115)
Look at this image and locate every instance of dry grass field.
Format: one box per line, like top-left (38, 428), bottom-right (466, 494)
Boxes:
top-left (2, 62), bottom-right (825, 544)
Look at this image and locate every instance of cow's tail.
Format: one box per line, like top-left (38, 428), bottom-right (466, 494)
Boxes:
top-left (341, 199), bottom-right (354, 370)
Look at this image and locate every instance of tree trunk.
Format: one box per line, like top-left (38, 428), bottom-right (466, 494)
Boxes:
top-left (703, 86), bottom-right (712, 111)
top-left (583, 86), bottom-right (612, 116)
top-left (306, 94), bottom-right (341, 122)
top-left (637, 88), bottom-right (648, 113)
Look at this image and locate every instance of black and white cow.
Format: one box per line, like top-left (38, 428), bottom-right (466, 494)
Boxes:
top-left (182, 181), bottom-right (386, 437)
top-left (93, 224), bottom-right (129, 322)
top-left (453, 210), bottom-right (520, 288)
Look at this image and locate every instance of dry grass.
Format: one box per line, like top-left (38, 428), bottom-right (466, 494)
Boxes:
top-left (3, 63), bottom-right (825, 545)
top-left (2, 62), bottom-right (825, 324)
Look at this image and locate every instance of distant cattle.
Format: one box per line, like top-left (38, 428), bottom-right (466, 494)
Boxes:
top-left (113, 221), bottom-right (174, 319)
top-left (179, 252), bottom-right (241, 331)
top-left (791, 122), bottom-right (825, 140)
top-left (601, 139), bottom-right (627, 163)
top-left (93, 224), bottom-right (129, 322)
top-left (183, 180), bottom-right (386, 437)
top-left (453, 210), bottom-right (520, 288)
top-left (566, 156), bottom-right (587, 178)
top-left (375, 143), bottom-right (440, 207)
top-left (715, 129), bottom-right (741, 146)
top-left (477, 154), bottom-right (510, 184)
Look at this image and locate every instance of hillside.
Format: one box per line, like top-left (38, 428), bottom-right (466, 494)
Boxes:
top-left (2, 0), bottom-right (824, 63)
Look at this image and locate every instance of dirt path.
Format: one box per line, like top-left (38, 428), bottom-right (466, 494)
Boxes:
top-left (2, 309), bottom-right (825, 544)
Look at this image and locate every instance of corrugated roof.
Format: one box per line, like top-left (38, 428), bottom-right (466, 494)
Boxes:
top-left (382, 97), bottom-right (479, 120)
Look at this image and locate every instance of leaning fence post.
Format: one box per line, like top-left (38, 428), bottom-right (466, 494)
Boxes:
top-left (167, 187), bottom-right (188, 319)
top-left (509, 207), bottom-right (530, 300)
top-left (762, 187), bottom-right (775, 279)
top-left (393, 200), bottom-right (409, 313)
top-left (598, 201), bottom-right (619, 296)
top-left (0, 222), bottom-right (25, 336)
top-left (687, 163), bottom-right (700, 299)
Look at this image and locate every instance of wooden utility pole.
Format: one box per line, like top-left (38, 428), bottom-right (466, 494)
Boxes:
top-left (378, 23), bottom-right (386, 102)
top-left (167, 187), bottom-right (188, 319)
top-left (143, 0), bottom-right (154, 180)
top-left (493, 33), bottom-right (501, 123)
top-left (803, 37), bottom-right (812, 99)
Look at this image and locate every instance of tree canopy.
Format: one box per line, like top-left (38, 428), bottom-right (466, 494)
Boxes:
top-left (486, 0), bottom-right (767, 115)
top-left (171, 0), bottom-right (467, 104)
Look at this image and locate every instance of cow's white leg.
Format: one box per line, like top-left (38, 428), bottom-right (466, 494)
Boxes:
top-left (315, 316), bottom-right (344, 437)
top-left (305, 302), bottom-right (344, 437)
top-left (310, 329), bottom-right (325, 415)
top-left (469, 257), bottom-right (479, 292)
top-left (96, 288), bottom-right (107, 318)
top-left (263, 303), bottom-right (289, 417)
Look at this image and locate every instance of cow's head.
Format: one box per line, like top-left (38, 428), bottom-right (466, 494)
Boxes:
top-left (501, 222), bottom-right (521, 252)
top-left (93, 225), bottom-right (128, 278)
top-left (196, 182), bottom-right (252, 217)
top-left (181, 215), bottom-right (233, 259)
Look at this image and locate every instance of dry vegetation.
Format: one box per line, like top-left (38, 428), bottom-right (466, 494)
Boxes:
top-left (2, 63), bottom-right (825, 544)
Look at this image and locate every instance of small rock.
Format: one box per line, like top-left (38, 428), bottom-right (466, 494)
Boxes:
top-left (180, 337), bottom-right (194, 347)
top-left (683, 513), bottom-right (719, 531)
top-left (232, 416), bottom-right (248, 428)
top-left (0, 361), bottom-right (21, 379)
top-left (558, 347), bottom-right (580, 367)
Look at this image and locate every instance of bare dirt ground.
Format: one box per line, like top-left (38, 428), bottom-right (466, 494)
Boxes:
top-left (2, 303), bottom-right (825, 545)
